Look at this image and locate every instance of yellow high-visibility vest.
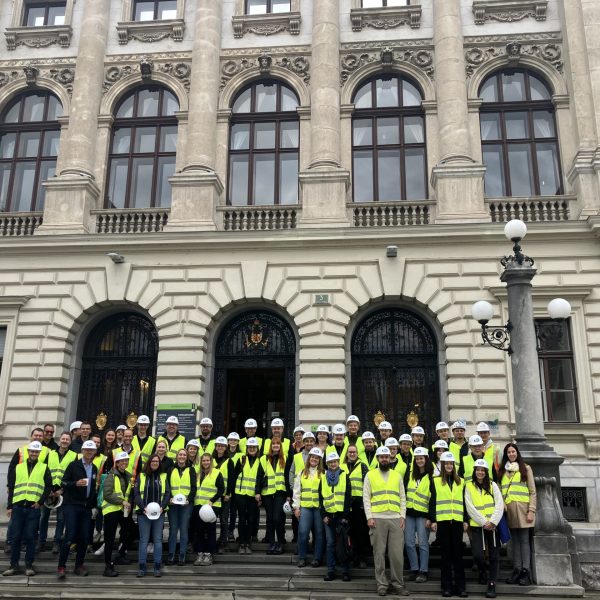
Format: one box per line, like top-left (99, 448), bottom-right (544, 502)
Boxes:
top-left (235, 457), bottom-right (260, 497)
top-left (132, 435), bottom-right (156, 470)
top-left (101, 472), bottom-right (131, 516)
top-left (467, 481), bottom-right (496, 527)
top-left (13, 462), bottom-right (47, 504)
top-left (47, 449), bottom-right (77, 487)
top-left (501, 471), bottom-right (530, 505)
top-left (320, 471), bottom-right (348, 514)
top-left (196, 469), bottom-right (222, 508)
top-left (299, 471), bottom-right (322, 508)
top-left (341, 461), bottom-right (365, 498)
top-left (433, 477), bottom-right (465, 522)
top-left (406, 475), bottom-right (431, 513)
top-left (170, 466), bottom-right (192, 498)
top-left (366, 469), bottom-right (403, 513)
top-left (260, 455), bottom-right (286, 495)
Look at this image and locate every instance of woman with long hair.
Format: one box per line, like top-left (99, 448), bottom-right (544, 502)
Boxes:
top-left (134, 453), bottom-right (171, 577)
top-left (293, 447), bottom-right (325, 568)
top-left (100, 429), bottom-right (118, 471)
top-left (405, 447), bottom-right (434, 583)
top-left (155, 440), bottom-right (174, 475)
top-left (465, 459), bottom-right (504, 598)
top-left (432, 440), bottom-right (449, 477)
top-left (430, 451), bottom-right (467, 598)
top-left (260, 438), bottom-right (292, 554)
top-left (315, 426), bottom-right (331, 456)
top-left (212, 437), bottom-right (235, 551)
top-left (498, 443), bottom-right (536, 586)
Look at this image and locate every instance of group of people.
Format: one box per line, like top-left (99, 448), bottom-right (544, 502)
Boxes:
top-left (3, 415), bottom-right (537, 597)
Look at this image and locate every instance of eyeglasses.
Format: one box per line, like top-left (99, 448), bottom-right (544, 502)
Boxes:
top-left (44, 430), bottom-right (54, 434)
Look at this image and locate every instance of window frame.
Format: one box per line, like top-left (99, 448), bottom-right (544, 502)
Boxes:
top-left (23, 1), bottom-right (67, 27)
top-left (117, 0), bottom-right (186, 44)
top-left (479, 69), bottom-right (563, 199)
top-left (232, 0), bottom-right (301, 37)
top-left (350, 0), bottom-right (421, 31)
top-left (245, 0), bottom-right (292, 14)
top-left (133, 0), bottom-right (178, 21)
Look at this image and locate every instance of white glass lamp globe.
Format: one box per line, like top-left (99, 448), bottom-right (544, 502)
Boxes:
top-left (504, 219), bottom-right (527, 242)
top-left (471, 301), bottom-right (495, 324)
top-left (547, 298), bottom-right (571, 320)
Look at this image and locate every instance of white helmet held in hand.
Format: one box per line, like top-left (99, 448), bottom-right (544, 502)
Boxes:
top-left (199, 504), bottom-right (217, 523)
top-left (283, 500), bottom-right (293, 515)
top-left (146, 502), bottom-right (161, 520)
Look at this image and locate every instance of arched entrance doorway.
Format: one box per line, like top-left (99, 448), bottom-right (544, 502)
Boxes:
top-left (213, 310), bottom-right (296, 437)
top-left (351, 308), bottom-right (441, 441)
top-left (77, 312), bottom-right (158, 428)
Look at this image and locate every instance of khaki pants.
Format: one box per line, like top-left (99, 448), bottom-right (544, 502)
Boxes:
top-left (369, 518), bottom-right (405, 590)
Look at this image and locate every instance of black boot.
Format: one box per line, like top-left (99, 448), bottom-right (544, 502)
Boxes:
top-left (506, 568), bottom-right (521, 584)
top-left (486, 582), bottom-right (497, 598)
top-left (518, 568), bottom-right (531, 586)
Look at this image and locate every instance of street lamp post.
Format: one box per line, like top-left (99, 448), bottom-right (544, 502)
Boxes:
top-left (471, 220), bottom-right (581, 588)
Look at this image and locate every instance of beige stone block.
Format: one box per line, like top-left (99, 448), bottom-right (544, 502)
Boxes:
top-left (426, 263), bottom-right (461, 277)
top-left (299, 347), bottom-right (345, 361)
top-left (427, 293), bottom-right (453, 316)
top-left (461, 262), bottom-right (500, 276)
top-left (71, 283), bottom-right (98, 313)
top-left (186, 308), bottom-right (212, 329)
top-left (437, 304), bottom-right (463, 325)
top-left (12, 351), bottom-right (44, 366)
top-left (299, 334), bottom-right (345, 349)
top-left (539, 259), bottom-right (580, 274)
top-left (22, 272), bottom-right (56, 284)
top-left (478, 393), bottom-right (511, 407)
top-left (414, 277), bottom-right (441, 306)
top-left (37, 284), bottom-right (73, 298)
top-left (8, 380), bottom-right (39, 394)
top-left (262, 267), bottom-right (287, 301)
top-left (187, 268), bottom-right (223, 282)
top-left (207, 281), bottom-right (235, 310)
top-left (41, 351), bottom-right (70, 367)
top-left (158, 348), bottom-right (204, 363)
top-left (299, 362), bottom-right (345, 376)
top-left (445, 346), bottom-right (472, 362)
top-left (223, 268), bottom-right (245, 301)
top-left (20, 297), bottom-right (60, 312)
top-left (0, 273), bottom-right (22, 284)
top-left (86, 271), bottom-right (108, 304)
top-left (323, 265), bottom-right (357, 278)
top-left (56, 271), bottom-right (88, 284)
top-left (59, 297), bottom-right (86, 321)
top-left (299, 377), bottom-right (345, 392)
top-left (476, 361), bottom-right (508, 376)
top-left (357, 266), bottom-right (384, 299)
top-left (441, 276), bottom-right (483, 290)
top-left (156, 364), bottom-right (203, 379)
top-left (578, 258), bottom-right (600, 272)
top-left (3, 285), bottom-right (37, 297)
top-left (162, 281), bottom-right (195, 295)
top-left (14, 338), bottom-right (41, 352)
top-left (446, 377), bottom-right (474, 392)
top-left (343, 278), bottom-right (372, 309)
top-left (446, 362), bottom-right (477, 376)
top-left (152, 269), bottom-right (187, 282)
top-left (299, 408), bottom-right (347, 424)
top-left (286, 294), bottom-right (312, 317)
top-left (156, 378), bottom-right (202, 394)
top-left (473, 377), bottom-right (509, 392)
top-left (127, 270), bottom-right (151, 304)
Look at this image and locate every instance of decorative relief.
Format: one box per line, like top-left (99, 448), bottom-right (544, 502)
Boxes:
top-left (232, 12), bottom-right (301, 38)
top-left (5, 26), bottom-right (72, 50)
top-left (102, 60), bottom-right (191, 93)
top-left (350, 5), bottom-right (422, 32)
top-left (0, 63), bottom-right (75, 96)
top-left (116, 20), bottom-right (185, 45)
top-left (472, 1), bottom-right (547, 25)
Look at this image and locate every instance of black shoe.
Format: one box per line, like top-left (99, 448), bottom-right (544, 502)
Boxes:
top-left (297, 559), bottom-right (306, 568)
top-left (478, 569), bottom-right (487, 585)
top-left (165, 557), bottom-right (174, 566)
top-left (178, 558), bottom-right (186, 566)
top-left (323, 572), bottom-right (335, 581)
top-left (459, 592), bottom-right (469, 598)
top-left (310, 559), bottom-right (320, 568)
top-left (261, 536), bottom-right (268, 543)
top-left (442, 592), bottom-right (452, 598)
top-left (114, 554), bottom-right (131, 565)
top-left (103, 566), bottom-right (118, 578)
top-left (266, 543), bottom-right (275, 555)
top-left (408, 570), bottom-right (418, 581)
top-left (486, 583), bottom-right (497, 598)
top-left (342, 573), bottom-right (351, 582)
top-left (506, 568), bottom-right (521, 584)
top-left (518, 568), bottom-right (531, 586)
top-left (273, 543), bottom-right (283, 555)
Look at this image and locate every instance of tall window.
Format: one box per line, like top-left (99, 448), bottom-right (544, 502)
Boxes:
top-left (0, 91), bottom-right (62, 213)
top-left (246, 0), bottom-right (291, 14)
top-left (0, 327), bottom-right (5, 376)
top-left (133, 0), bottom-right (177, 21)
top-left (352, 75), bottom-right (427, 202)
top-left (362, 0), bottom-right (410, 6)
top-left (106, 86), bottom-right (179, 209)
top-left (228, 81), bottom-right (299, 206)
top-left (23, 1), bottom-right (66, 26)
top-left (537, 319), bottom-right (579, 422)
top-left (480, 69), bottom-right (562, 198)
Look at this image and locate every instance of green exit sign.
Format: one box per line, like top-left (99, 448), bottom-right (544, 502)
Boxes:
top-left (314, 294), bottom-right (330, 305)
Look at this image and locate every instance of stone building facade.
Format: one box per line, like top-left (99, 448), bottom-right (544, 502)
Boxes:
top-left (0, 0), bottom-right (599, 536)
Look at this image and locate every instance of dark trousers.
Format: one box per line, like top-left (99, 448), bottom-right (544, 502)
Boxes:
top-left (219, 499), bottom-right (231, 544)
top-left (437, 521), bottom-right (466, 594)
top-left (103, 510), bottom-right (131, 566)
top-left (10, 505), bottom-right (40, 567)
top-left (197, 520), bottom-right (218, 554)
top-left (228, 502), bottom-right (237, 535)
top-left (235, 495), bottom-right (258, 545)
top-left (39, 504), bottom-right (65, 544)
top-left (291, 513), bottom-right (298, 541)
top-left (59, 504), bottom-right (93, 569)
top-left (349, 499), bottom-right (370, 561)
top-left (263, 492), bottom-right (286, 545)
top-left (325, 515), bottom-right (350, 574)
top-left (471, 527), bottom-right (500, 583)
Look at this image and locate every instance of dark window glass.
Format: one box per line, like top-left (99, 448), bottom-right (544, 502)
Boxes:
top-left (106, 86), bottom-right (179, 209)
top-left (479, 69), bottom-right (562, 197)
top-left (352, 75), bottom-right (427, 202)
top-left (24, 2), bottom-right (66, 26)
top-left (228, 80), bottom-right (300, 205)
top-left (0, 91), bottom-right (62, 212)
top-left (134, 0), bottom-right (177, 21)
top-left (246, 0), bottom-right (291, 14)
top-left (537, 319), bottom-right (579, 423)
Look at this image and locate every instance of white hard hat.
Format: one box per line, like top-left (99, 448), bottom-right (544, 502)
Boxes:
top-left (116, 424), bottom-right (127, 431)
top-left (436, 421), bottom-right (449, 431)
top-left (115, 451), bottom-right (130, 462)
top-left (81, 440), bottom-right (97, 450)
top-left (187, 439), bottom-right (200, 448)
top-left (411, 426), bottom-right (425, 435)
top-left (215, 436), bottom-right (228, 445)
top-left (44, 494), bottom-right (63, 510)
top-left (69, 421), bottom-right (82, 431)
top-left (440, 451), bottom-right (455, 462)
top-left (271, 418), bottom-right (284, 427)
top-left (199, 504), bottom-right (217, 523)
top-left (451, 420), bottom-right (466, 431)
top-left (308, 447), bottom-right (323, 458)
top-left (146, 502), bottom-right (161, 520)
top-left (385, 437), bottom-right (399, 447)
top-left (375, 446), bottom-right (391, 457)
top-left (283, 500), bottom-right (293, 515)
top-left (346, 415), bottom-right (360, 423)
top-left (474, 458), bottom-right (489, 469)
top-left (200, 418), bottom-right (213, 426)
top-left (469, 435), bottom-right (484, 446)
top-left (361, 431), bottom-right (375, 440)
top-left (293, 426), bottom-right (305, 434)
top-left (325, 452), bottom-right (340, 463)
top-left (172, 493), bottom-right (186, 506)
top-left (332, 424), bottom-right (346, 435)
top-left (245, 419), bottom-right (258, 428)
top-left (246, 437), bottom-right (259, 447)
top-left (227, 432), bottom-right (240, 441)
top-left (434, 440), bottom-right (449, 449)
top-left (165, 416), bottom-right (179, 425)
top-left (476, 422), bottom-right (490, 432)
top-left (28, 441), bottom-right (43, 451)
top-left (302, 432), bottom-right (315, 440)
top-left (413, 447), bottom-right (429, 457)
top-left (378, 421), bottom-right (392, 431)
top-left (316, 424), bottom-right (329, 433)
top-left (399, 434), bottom-right (413, 443)
top-left (137, 415), bottom-right (150, 425)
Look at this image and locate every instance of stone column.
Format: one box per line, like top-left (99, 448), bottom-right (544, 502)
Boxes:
top-left (298, 0), bottom-right (349, 227)
top-left (559, 0), bottom-right (600, 216)
top-left (167, 0), bottom-right (223, 231)
top-left (430, 0), bottom-right (487, 223)
top-left (37, 0), bottom-right (109, 234)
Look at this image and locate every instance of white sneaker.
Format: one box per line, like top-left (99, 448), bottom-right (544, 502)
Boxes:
top-left (147, 543), bottom-right (154, 556)
top-left (204, 553), bottom-right (213, 566)
top-left (193, 552), bottom-right (203, 566)
top-left (94, 543), bottom-right (105, 556)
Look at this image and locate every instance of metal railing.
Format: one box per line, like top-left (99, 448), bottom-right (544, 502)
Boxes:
top-left (0, 212), bottom-right (43, 236)
top-left (93, 208), bottom-right (170, 233)
top-left (220, 205), bottom-right (299, 231)
top-left (351, 201), bottom-right (433, 227)
top-left (488, 197), bottom-right (573, 222)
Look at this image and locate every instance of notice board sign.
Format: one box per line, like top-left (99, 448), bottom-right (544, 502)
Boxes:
top-left (154, 403), bottom-right (197, 441)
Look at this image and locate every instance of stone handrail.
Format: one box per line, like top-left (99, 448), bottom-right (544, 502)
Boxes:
top-left (350, 201), bottom-right (434, 227)
top-left (92, 208), bottom-right (170, 234)
top-left (219, 205), bottom-right (299, 231)
top-left (0, 212), bottom-right (43, 236)
top-left (487, 196), bottom-right (574, 222)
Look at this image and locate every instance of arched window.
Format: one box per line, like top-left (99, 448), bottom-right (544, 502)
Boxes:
top-left (228, 80), bottom-right (300, 206)
top-left (0, 91), bottom-right (62, 212)
top-left (352, 75), bottom-right (427, 202)
top-left (106, 86), bottom-right (179, 209)
top-left (479, 69), bottom-right (562, 198)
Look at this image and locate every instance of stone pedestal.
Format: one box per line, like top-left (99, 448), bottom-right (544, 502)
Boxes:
top-left (298, 168), bottom-right (350, 227)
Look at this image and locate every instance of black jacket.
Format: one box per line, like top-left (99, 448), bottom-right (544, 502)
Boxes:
top-left (61, 458), bottom-right (98, 509)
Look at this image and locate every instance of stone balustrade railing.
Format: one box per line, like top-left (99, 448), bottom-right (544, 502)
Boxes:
top-left (350, 201), bottom-right (434, 227)
top-left (0, 212), bottom-right (43, 236)
top-left (488, 197), bottom-right (574, 223)
top-left (93, 208), bottom-right (170, 234)
top-left (219, 205), bottom-right (299, 231)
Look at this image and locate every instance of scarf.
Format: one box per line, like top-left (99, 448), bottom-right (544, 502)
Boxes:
top-left (326, 467), bottom-right (341, 486)
top-left (505, 461), bottom-right (519, 473)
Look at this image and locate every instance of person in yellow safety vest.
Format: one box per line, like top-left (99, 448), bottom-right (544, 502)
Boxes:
top-left (263, 418), bottom-right (292, 457)
top-left (239, 418), bottom-right (263, 454)
top-left (291, 425), bottom-right (305, 455)
top-left (430, 451), bottom-right (467, 598)
top-left (327, 424), bottom-right (349, 463)
top-left (225, 432), bottom-right (243, 544)
top-left (398, 434), bottom-right (414, 472)
top-left (115, 424), bottom-right (126, 447)
top-left (498, 443), bottom-right (536, 587)
top-left (193, 452), bottom-right (224, 567)
top-left (290, 432), bottom-right (315, 488)
top-left (384, 438), bottom-right (407, 479)
top-left (7, 429), bottom-right (49, 492)
top-left (345, 415), bottom-right (365, 458)
top-left (315, 425), bottom-right (331, 457)
top-left (411, 426), bottom-right (426, 449)
top-left (432, 440), bottom-right (449, 477)
top-left (198, 417), bottom-right (217, 455)
top-left (449, 420), bottom-right (469, 461)
top-left (363, 446), bottom-right (409, 597)
top-left (157, 416), bottom-right (187, 461)
top-left (111, 429), bottom-right (140, 479)
top-left (465, 459), bottom-right (504, 599)
top-left (167, 448), bottom-right (197, 566)
top-left (432, 422), bottom-right (451, 451)
top-left (359, 431), bottom-right (378, 470)
top-left (232, 438), bottom-right (263, 554)
top-left (100, 451), bottom-right (133, 577)
top-left (185, 439), bottom-right (200, 473)
top-left (377, 421), bottom-right (393, 447)
top-left (459, 434), bottom-right (498, 483)
top-left (319, 452), bottom-right (352, 582)
top-left (212, 436), bottom-right (235, 551)
top-left (3, 441), bottom-right (51, 577)
top-left (292, 446), bottom-right (325, 568)
top-left (132, 415), bottom-right (156, 471)
top-left (476, 422), bottom-right (501, 474)
top-left (405, 447), bottom-right (433, 584)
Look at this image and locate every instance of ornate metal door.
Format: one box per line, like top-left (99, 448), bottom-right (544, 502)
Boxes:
top-left (213, 310), bottom-right (296, 436)
top-left (351, 308), bottom-right (441, 441)
top-left (77, 313), bottom-right (158, 429)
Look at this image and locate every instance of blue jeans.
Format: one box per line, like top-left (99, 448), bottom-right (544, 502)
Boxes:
top-left (324, 515), bottom-right (350, 574)
top-left (405, 515), bottom-right (430, 573)
top-left (39, 505), bottom-right (64, 544)
top-left (10, 505), bottom-right (40, 567)
top-left (59, 504), bottom-right (93, 569)
top-left (138, 513), bottom-right (164, 568)
top-left (297, 507), bottom-right (324, 561)
top-left (168, 504), bottom-right (192, 560)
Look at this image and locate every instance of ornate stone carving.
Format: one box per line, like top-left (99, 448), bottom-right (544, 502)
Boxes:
top-left (5, 25), bottom-right (72, 51)
top-left (23, 66), bottom-right (38, 85)
top-left (48, 68), bottom-right (75, 95)
top-left (585, 437), bottom-right (600, 460)
top-left (140, 57), bottom-right (154, 80)
top-left (473, 1), bottom-right (547, 25)
top-left (340, 47), bottom-right (434, 85)
top-left (258, 53), bottom-right (273, 74)
top-left (116, 20), bottom-right (185, 45)
top-left (103, 60), bottom-right (192, 93)
top-left (232, 12), bottom-right (301, 38)
top-left (0, 63), bottom-right (75, 96)
top-left (220, 53), bottom-right (310, 89)
top-left (350, 5), bottom-right (421, 32)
